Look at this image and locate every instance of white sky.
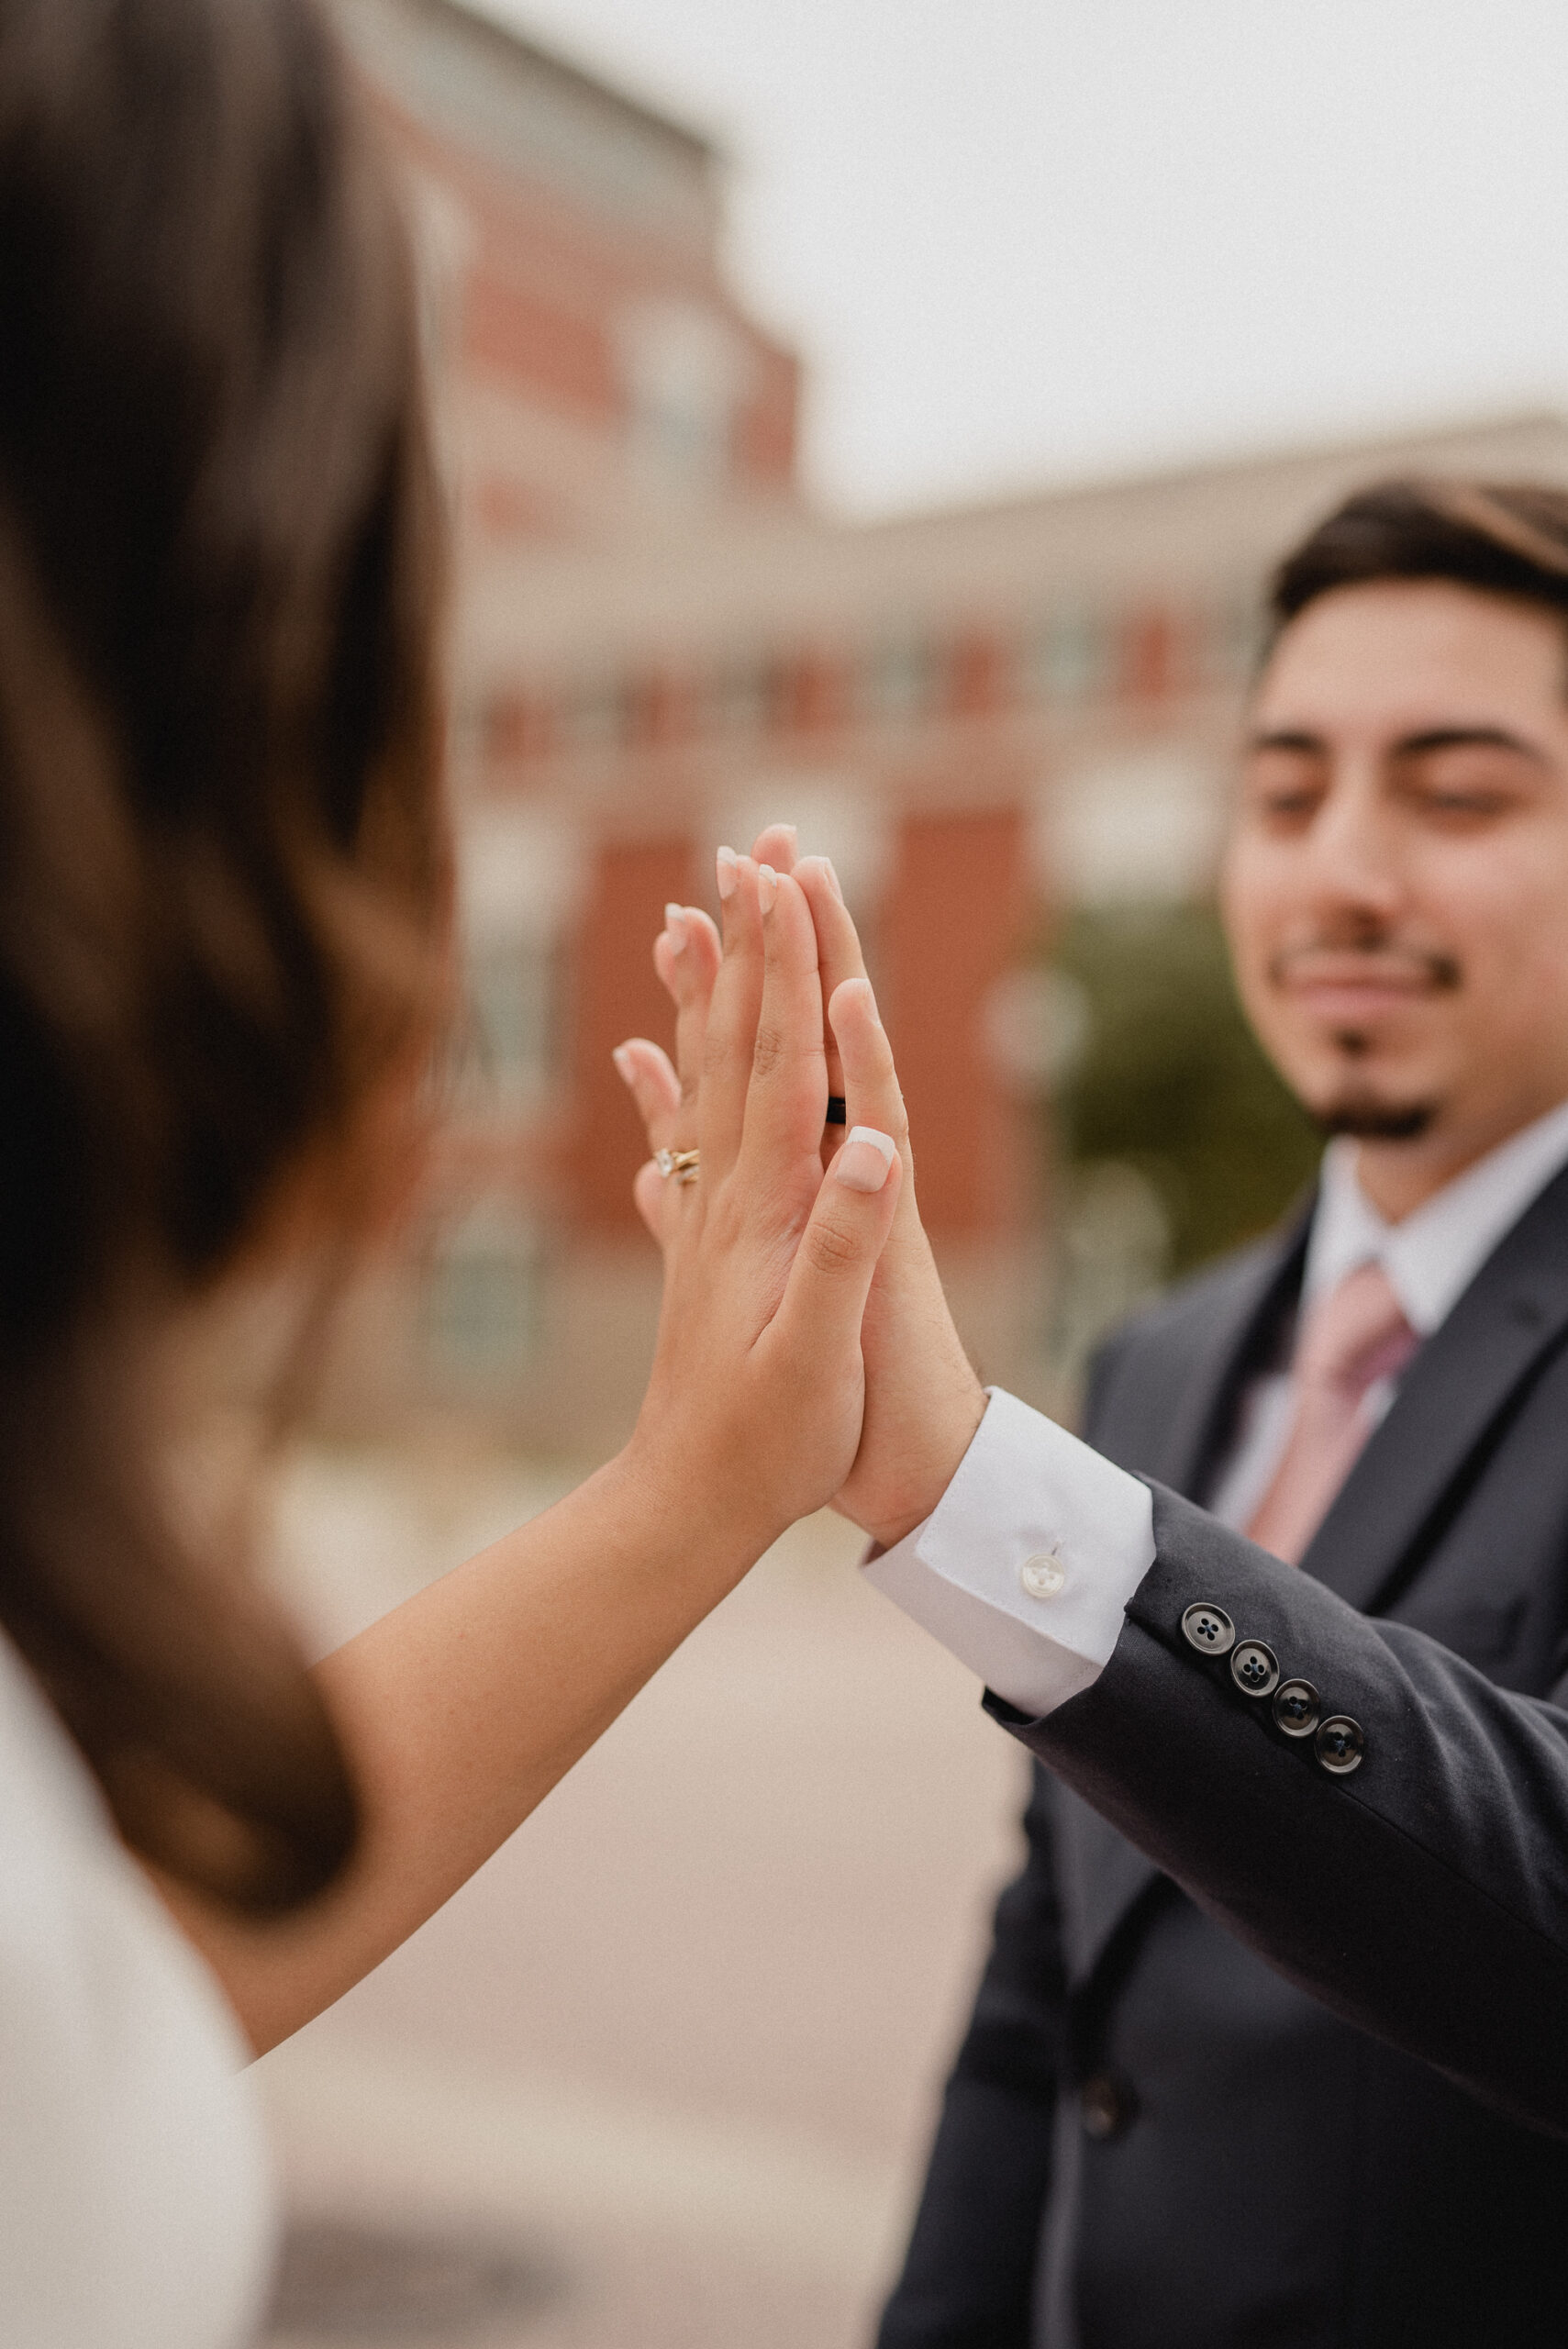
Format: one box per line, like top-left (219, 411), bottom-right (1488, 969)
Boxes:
top-left (486, 0), bottom-right (1568, 519)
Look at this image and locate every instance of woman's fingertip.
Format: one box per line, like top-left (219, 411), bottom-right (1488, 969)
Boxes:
top-left (663, 903), bottom-right (689, 952)
top-left (834, 1125), bottom-right (897, 1193)
top-left (612, 1044), bottom-right (634, 1085)
top-left (684, 904), bottom-right (719, 958)
top-left (831, 974), bottom-right (880, 1026)
top-left (757, 862), bottom-right (778, 915)
top-left (716, 845), bottom-right (740, 901)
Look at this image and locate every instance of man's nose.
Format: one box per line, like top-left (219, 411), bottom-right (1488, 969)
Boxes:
top-left (1296, 771), bottom-right (1406, 918)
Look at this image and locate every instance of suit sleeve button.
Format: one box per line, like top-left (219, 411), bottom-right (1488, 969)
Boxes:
top-left (1080, 2074), bottom-right (1139, 2140)
top-left (1273, 1678), bottom-right (1320, 1737)
top-left (1315, 1716), bottom-right (1366, 1775)
top-left (1230, 1640), bottom-right (1280, 1698)
top-left (1181, 1601), bottom-right (1236, 1656)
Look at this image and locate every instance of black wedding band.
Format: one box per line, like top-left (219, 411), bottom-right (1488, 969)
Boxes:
top-left (825, 1097), bottom-right (847, 1126)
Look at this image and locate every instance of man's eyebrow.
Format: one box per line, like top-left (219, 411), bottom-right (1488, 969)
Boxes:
top-left (1244, 728), bottom-right (1324, 754)
top-left (1389, 725), bottom-right (1549, 763)
top-left (1242, 724), bottom-right (1551, 763)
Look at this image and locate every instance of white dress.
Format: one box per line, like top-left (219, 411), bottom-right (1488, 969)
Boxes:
top-left (0, 1631), bottom-right (275, 2349)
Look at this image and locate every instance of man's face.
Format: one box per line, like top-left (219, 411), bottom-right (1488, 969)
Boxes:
top-left (1222, 580), bottom-right (1568, 1163)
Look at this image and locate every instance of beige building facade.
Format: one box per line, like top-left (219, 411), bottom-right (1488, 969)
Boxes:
top-left (322, 1), bottom-right (1568, 1453)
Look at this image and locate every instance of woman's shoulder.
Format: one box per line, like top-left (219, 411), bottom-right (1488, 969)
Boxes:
top-left (0, 1623), bottom-right (120, 1858)
top-left (0, 1630), bottom-right (277, 2349)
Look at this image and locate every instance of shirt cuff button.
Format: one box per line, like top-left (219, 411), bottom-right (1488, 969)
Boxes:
top-left (1020, 1552), bottom-right (1066, 1599)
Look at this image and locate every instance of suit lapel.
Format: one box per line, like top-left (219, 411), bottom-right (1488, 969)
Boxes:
top-left (1300, 1159), bottom-right (1568, 1614)
top-left (1144, 1213), bottom-right (1311, 1497)
top-left (1066, 1211), bottom-right (1311, 1984)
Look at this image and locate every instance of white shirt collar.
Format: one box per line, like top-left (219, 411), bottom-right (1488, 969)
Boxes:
top-left (1303, 1093), bottom-right (1568, 1336)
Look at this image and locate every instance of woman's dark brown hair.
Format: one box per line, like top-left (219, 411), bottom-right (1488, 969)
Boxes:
top-left (1270, 477), bottom-right (1568, 642)
top-left (0, 0), bottom-right (447, 1909)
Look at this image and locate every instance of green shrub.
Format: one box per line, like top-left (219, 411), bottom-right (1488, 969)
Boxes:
top-left (1046, 902), bottom-right (1319, 1279)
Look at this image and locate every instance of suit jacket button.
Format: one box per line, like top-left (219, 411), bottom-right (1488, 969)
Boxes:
top-left (1315, 1715), bottom-right (1366, 1775)
top-left (1181, 1601), bottom-right (1236, 1656)
top-left (1230, 1640), bottom-right (1280, 1698)
top-left (1080, 2074), bottom-right (1138, 2141)
top-left (1273, 1677), bottom-right (1320, 1737)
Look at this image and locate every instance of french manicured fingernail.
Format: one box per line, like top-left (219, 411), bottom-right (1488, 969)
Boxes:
top-left (663, 903), bottom-right (689, 952)
top-left (797, 853), bottom-right (843, 903)
top-left (757, 862), bottom-right (779, 914)
top-left (716, 846), bottom-right (740, 900)
top-left (612, 1045), bottom-right (635, 1085)
top-left (835, 1125), bottom-right (897, 1192)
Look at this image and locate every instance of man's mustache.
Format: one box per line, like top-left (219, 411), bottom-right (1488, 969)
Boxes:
top-left (1266, 940), bottom-right (1462, 992)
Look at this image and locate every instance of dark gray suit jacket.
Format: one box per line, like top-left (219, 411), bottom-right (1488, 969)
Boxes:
top-left (879, 1163), bottom-right (1568, 2349)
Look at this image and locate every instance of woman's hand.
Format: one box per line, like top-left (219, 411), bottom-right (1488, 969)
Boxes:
top-left (616, 852), bottom-right (906, 1550)
top-left (617, 831), bottom-right (987, 1551)
top-left (163, 853), bottom-right (906, 2055)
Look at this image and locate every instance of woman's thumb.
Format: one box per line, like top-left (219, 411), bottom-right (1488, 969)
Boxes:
top-left (773, 1126), bottom-right (902, 1349)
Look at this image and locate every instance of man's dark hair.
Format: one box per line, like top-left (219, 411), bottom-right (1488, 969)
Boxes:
top-left (1269, 477), bottom-right (1568, 643)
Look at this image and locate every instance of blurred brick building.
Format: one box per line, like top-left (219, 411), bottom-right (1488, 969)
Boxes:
top-left (324, 0), bottom-right (1568, 1450)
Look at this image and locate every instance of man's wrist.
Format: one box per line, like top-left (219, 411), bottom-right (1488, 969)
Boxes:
top-left (857, 1383), bottom-right (989, 1550)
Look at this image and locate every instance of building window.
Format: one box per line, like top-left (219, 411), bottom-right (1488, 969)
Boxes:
top-left (1209, 589), bottom-right (1268, 683)
top-left (557, 679), bottom-right (629, 751)
top-left (422, 1204), bottom-right (542, 1384)
top-left (708, 661), bottom-right (776, 734)
top-left (1044, 747), bottom-right (1226, 906)
top-left (861, 639), bottom-right (933, 720)
top-left (454, 805), bottom-right (582, 1105)
top-left (1023, 608), bottom-right (1106, 705)
top-left (618, 301), bottom-right (752, 497)
top-left (463, 933), bottom-right (557, 1103)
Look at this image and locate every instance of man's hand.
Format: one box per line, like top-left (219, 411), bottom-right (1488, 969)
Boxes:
top-left (616, 826), bottom-right (986, 1548)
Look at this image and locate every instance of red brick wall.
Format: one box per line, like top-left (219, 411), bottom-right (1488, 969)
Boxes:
top-left (879, 807), bottom-right (1033, 1238)
top-left (568, 837), bottom-right (698, 1232)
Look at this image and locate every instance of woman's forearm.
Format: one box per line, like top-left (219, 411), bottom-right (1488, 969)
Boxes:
top-left (161, 1445), bottom-right (774, 2054)
top-left (156, 858), bottom-right (907, 2056)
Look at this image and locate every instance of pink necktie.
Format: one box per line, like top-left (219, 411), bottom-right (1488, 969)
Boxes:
top-left (1246, 1260), bottom-right (1419, 1566)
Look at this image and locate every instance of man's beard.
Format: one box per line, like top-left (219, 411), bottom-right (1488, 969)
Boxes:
top-left (1312, 1035), bottom-right (1438, 1140)
top-left (1315, 1095), bottom-right (1438, 1141)
top-left (1267, 936), bottom-right (1459, 1144)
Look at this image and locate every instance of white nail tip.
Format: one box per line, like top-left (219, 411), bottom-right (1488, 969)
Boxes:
top-left (835, 1126), bottom-right (896, 1194)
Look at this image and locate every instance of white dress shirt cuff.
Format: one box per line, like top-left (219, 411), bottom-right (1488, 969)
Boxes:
top-left (861, 1386), bottom-right (1157, 1717)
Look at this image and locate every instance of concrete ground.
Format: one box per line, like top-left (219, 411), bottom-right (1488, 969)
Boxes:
top-left (253, 1445), bottom-right (1029, 2349)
